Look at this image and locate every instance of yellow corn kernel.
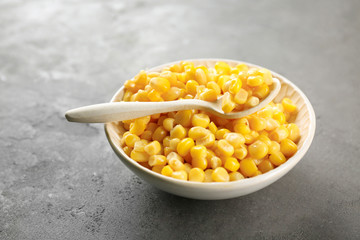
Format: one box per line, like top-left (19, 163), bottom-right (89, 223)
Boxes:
top-left (282, 98), bottom-right (297, 112)
top-left (204, 169), bottom-right (214, 182)
top-left (184, 64), bottom-right (196, 80)
top-left (233, 123), bottom-right (251, 135)
top-left (258, 159), bottom-right (274, 173)
top-left (183, 94), bottom-right (194, 99)
top-left (129, 121), bottom-right (146, 136)
top-left (207, 81), bottom-right (221, 95)
top-left (146, 122), bottom-right (158, 132)
top-left (160, 71), bottom-right (177, 86)
top-left (217, 139), bottom-right (235, 157)
top-left (229, 172), bottom-right (245, 181)
top-left (248, 117), bottom-right (267, 131)
top-left (234, 144), bottom-right (248, 160)
top-left (230, 78), bottom-right (243, 94)
top-left (286, 123), bottom-right (300, 143)
top-left (212, 167), bottom-right (230, 182)
top-left (190, 145), bottom-right (207, 160)
top-left (134, 90), bottom-right (150, 102)
top-left (256, 107), bottom-right (273, 119)
top-left (162, 118), bottom-right (175, 132)
top-left (230, 67), bottom-right (239, 74)
top-left (258, 68), bottom-right (273, 85)
top-left (224, 133), bottom-right (245, 148)
top-left (206, 149), bottom-right (216, 160)
top-left (192, 113), bottom-right (210, 128)
top-left (170, 125), bottom-right (187, 139)
top-left (247, 75), bottom-right (264, 87)
top-left (185, 80), bottom-right (199, 96)
top-left (217, 75), bottom-right (230, 91)
top-left (162, 87), bottom-right (182, 101)
top-left (208, 122), bottom-right (218, 134)
top-left (257, 134), bottom-right (271, 146)
top-left (252, 170), bottom-right (262, 177)
top-left (124, 133), bottom-right (140, 148)
top-left (233, 88), bottom-right (248, 104)
top-left (177, 138), bottom-right (195, 157)
top-left (188, 126), bottom-right (209, 140)
top-left (248, 140), bottom-right (269, 159)
top-left (152, 165), bottom-right (164, 174)
top-left (189, 168), bottom-right (205, 182)
top-left (240, 158), bottom-right (258, 177)
top-left (253, 84), bottom-right (270, 99)
top-left (174, 110), bottom-right (193, 127)
top-left (171, 170), bottom-right (188, 181)
top-left (163, 136), bottom-right (171, 148)
top-left (198, 88), bottom-right (218, 102)
top-left (167, 152), bottom-right (184, 163)
top-left (130, 150), bottom-right (149, 162)
top-left (269, 126), bottom-right (289, 142)
top-left (273, 111), bottom-right (286, 124)
top-left (215, 61), bottom-right (231, 75)
top-left (169, 138), bottom-right (181, 151)
top-left (224, 157), bottom-right (240, 172)
top-left (210, 156), bottom-right (222, 169)
top-left (168, 158), bottom-right (185, 171)
top-left (123, 90), bottom-right (133, 101)
top-left (244, 131), bottom-right (259, 144)
top-left (152, 126), bottom-right (168, 142)
top-left (195, 68), bottom-right (207, 85)
top-left (221, 92), bottom-right (236, 113)
top-left (161, 165), bottom-right (173, 177)
top-left (245, 96), bottom-right (260, 108)
top-left (269, 151), bottom-right (286, 166)
top-left (268, 141), bottom-right (280, 155)
top-left (134, 139), bottom-right (149, 152)
top-left (184, 163), bottom-right (192, 173)
top-left (147, 89), bottom-right (164, 102)
top-left (140, 130), bottom-right (153, 141)
top-left (124, 79), bottom-right (140, 92)
top-left (148, 155), bottom-right (167, 166)
top-left (236, 63), bottom-right (249, 72)
top-left (196, 133), bottom-right (215, 147)
top-left (169, 64), bottom-right (181, 73)
top-left (149, 77), bottom-right (170, 93)
top-left (265, 118), bottom-right (280, 131)
top-left (192, 157), bottom-right (208, 170)
top-left (123, 146), bottom-right (131, 156)
top-left (280, 138), bottom-right (298, 157)
top-left (144, 141), bottom-right (161, 155)
top-left (215, 128), bottom-right (231, 140)
top-left (148, 72), bottom-right (160, 78)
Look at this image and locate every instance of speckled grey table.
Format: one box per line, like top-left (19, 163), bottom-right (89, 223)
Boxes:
top-left (0, 0), bottom-right (359, 239)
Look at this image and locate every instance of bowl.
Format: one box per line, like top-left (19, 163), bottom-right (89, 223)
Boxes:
top-left (105, 59), bottom-right (316, 200)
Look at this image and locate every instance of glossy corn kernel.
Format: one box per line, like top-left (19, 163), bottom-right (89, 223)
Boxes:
top-left (280, 138), bottom-right (298, 157)
top-left (245, 96), bottom-right (260, 108)
top-left (233, 88), bottom-right (248, 104)
top-left (151, 165), bottom-right (164, 174)
top-left (134, 139), bottom-right (149, 152)
top-left (224, 157), bottom-right (240, 172)
top-left (174, 110), bottom-right (193, 127)
top-left (210, 156), bottom-right (222, 169)
top-left (192, 113), bottom-right (210, 128)
top-left (185, 80), bottom-right (199, 95)
top-left (204, 169), bottom-right (214, 182)
top-left (228, 78), bottom-right (242, 94)
top-left (229, 172), bottom-right (245, 181)
top-left (129, 121), bottom-right (146, 136)
top-left (152, 126), bottom-right (168, 142)
top-left (170, 125), bottom-right (187, 139)
top-left (190, 145), bottom-right (207, 160)
top-left (287, 123), bottom-right (300, 143)
top-left (234, 145), bottom-right (248, 160)
top-left (195, 68), bottom-right (207, 85)
top-left (169, 138), bottom-right (181, 151)
top-left (212, 167), bottom-right (230, 182)
top-left (184, 163), bottom-right (192, 173)
top-left (269, 126), bottom-right (289, 142)
top-left (189, 168), bottom-right (205, 182)
top-left (168, 158), bottom-right (185, 171)
top-left (124, 133), bottom-right (140, 148)
top-left (167, 152), bottom-right (184, 163)
top-left (258, 159), bottom-right (274, 173)
top-left (192, 157), bottom-right (208, 170)
top-left (160, 71), bottom-right (177, 86)
top-left (207, 81), bottom-right (221, 95)
top-left (123, 146), bottom-right (131, 156)
top-left (144, 141), bottom-right (161, 155)
top-left (215, 61), bottom-right (231, 75)
top-left (217, 139), bottom-right (235, 157)
top-left (169, 64), bottom-right (181, 73)
top-left (268, 141), bottom-right (280, 155)
top-left (257, 134), bottom-right (272, 147)
top-left (215, 128), bottom-right (231, 139)
top-left (188, 126), bottom-right (209, 140)
top-left (161, 165), bottom-right (173, 177)
top-left (130, 150), bottom-right (149, 162)
top-left (149, 77), bottom-right (170, 93)
top-left (224, 133), bottom-right (245, 148)
top-left (244, 131), bottom-right (260, 144)
top-left (208, 121), bottom-right (218, 134)
top-left (148, 89), bottom-right (164, 102)
top-left (248, 117), bottom-right (267, 131)
top-left (140, 130), bottom-right (153, 141)
top-left (198, 88), bottom-right (218, 102)
top-left (236, 63), bottom-right (249, 72)
top-left (269, 151), bottom-right (286, 166)
top-left (248, 140), bottom-right (269, 159)
top-left (265, 118), bottom-right (280, 131)
top-left (240, 158), bottom-right (258, 177)
top-left (177, 138), bottom-right (195, 157)
top-left (247, 76), bottom-right (264, 87)
top-left (253, 84), bottom-right (270, 99)
top-left (222, 92), bottom-right (236, 113)
top-left (282, 98), bottom-right (297, 112)
top-left (162, 118), bottom-right (175, 131)
top-left (196, 133), bottom-right (215, 147)
top-left (148, 155), bottom-right (167, 166)
top-left (273, 111), bottom-right (286, 124)
top-left (162, 87), bottom-right (182, 101)
top-left (171, 170), bottom-right (188, 181)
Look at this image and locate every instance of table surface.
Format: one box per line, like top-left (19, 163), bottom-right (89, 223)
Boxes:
top-left (1, 0), bottom-right (359, 239)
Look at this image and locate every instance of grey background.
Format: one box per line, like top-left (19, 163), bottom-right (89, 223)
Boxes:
top-left (0, 0), bottom-right (359, 239)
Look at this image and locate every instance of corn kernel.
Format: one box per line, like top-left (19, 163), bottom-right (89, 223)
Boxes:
top-left (217, 75), bottom-right (230, 92)
top-left (161, 165), bottom-right (173, 177)
top-left (222, 92), bottom-right (236, 113)
top-left (244, 131), bottom-right (259, 144)
top-left (124, 133), bottom-right (140, 148)
top-left (169, 64), bottom-right (181, 73)
top-left (191, 113), bottom-right (210, 128)
top-left (140, 130), bottom-right (153, 141)
top-left (215, 128), bottom-right (231, 140)
top-left (162, 118), bottom-right (174, 131)
top-left (129, 121), bottom-right (146, 136)
top-left (269, 151), bottom-right (286, 166)
top-left (198, 88), bottom-right (218, 102)
top-left (167, 151), bottom-right (184, 163)
top-left (188, 126), bottom-right (209, 140)
top-left (212, 167), bottom-right (230, 182)
top-left (217, 139), bottom-right (235, 157)
top-left (247, 76), bottom-right (264, 87)
top-left (196, 133), bottom-right (215, 147)
top-left (130, 150), bottom-right (149, 162)
top-left (268, 141), bottom-right (280, 155)
top-left (149, 77), bottom-right (170, 93)
top-left (236, 63), bottom-right (249, 72)
top-left (240, 158), bottom-right (258, 177)
top-left (152, 165), bottom-right (164, 174)
top-left (190, 145), bottom-right (207, 159)
top-left (174, 110), bottom-right (193, 127)
top-left (148, 155), bottom-right (167, 166)
top-left (258, 159), bottom-right (274, 173)
top-left (123, 146), bottom-right (131, 156)
top-left (210, 156), bottom-right (222, 169)
top-left (229, 172), bottom-right (245, 181)
top-left (185, 80), bottom-right (199, 95)
top-left (224, 157), bottom-right (240, 172)
top-left (282, 98), bottom-right (297, 112)
top-left (228, 78), bottom-right (242, 94)
top-left (253, 84), bottom-right (270, 99)
top-left (215, 61), bottom-right (231, 75)
top-left (169, 138), bottom-right (181, 151)
top-left (273, 111), bottom-right (286, 124)
top-left (134, 139), bottom-right (149, 152)
top-left (184, 163), bottom-right (192, 173)
top-left (195, 68), bottom-right (207, 85)
top-left (224, 133), bottom-right (245, 148)
top-left (171, 170), bottom-right (188, 181)
top-left (189, 168), bottom-right (205, 182)
top-left (257, 134), bottom-right (272, 147)
top-left (245, 96), bottom-right (260, 108)
top-left (269, 126), bottom-right (289, 142)
top-left (144, 141), bottom-right (161, 155)
top-left (233, 88), bottom-right (248, 104)
top-left (280, 138), bottom-right (298, 157)
top-left (177, 138), bottom-right (195, 157)
top-left (148, 89), bottom-right (164, 102)
top-left (265, 118), bottom-right (280, 131)
top-left (160, 71), bottom-right (177, 86)
top-left (204, 169), bottom-right (214, 182)
top-left (162, 87), bottom-right (182, 101)
top-left (168, 158), bottom-right (185, 171)
top-left (287, 123), bottom-right (300, 143)
top-left (170, 125), bottom-right (187, 139)
top-left (146, 122), bottom-right (158, 132)
top-left (234, 144), bottom-right (248, 160)
top-left (248, 140), bottom-right (269, 159)
top-left (192, 157), bottom-right (208, 170)
top-left (207, 81), bottom-right (221, 95)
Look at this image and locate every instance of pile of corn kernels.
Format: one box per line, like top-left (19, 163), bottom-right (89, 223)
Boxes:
top-left (119, 61), bottom-right (300, 182)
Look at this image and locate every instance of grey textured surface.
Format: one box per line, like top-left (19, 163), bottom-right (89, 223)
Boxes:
top-left (0, 0), bottom-right (359, 239)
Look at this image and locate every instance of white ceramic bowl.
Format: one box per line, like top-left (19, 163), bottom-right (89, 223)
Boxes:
top-left (105, 59), bottom-right (316, 200)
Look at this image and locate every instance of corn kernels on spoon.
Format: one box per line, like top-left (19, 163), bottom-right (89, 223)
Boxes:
top-left (65, 78), bottom-right (280, 123)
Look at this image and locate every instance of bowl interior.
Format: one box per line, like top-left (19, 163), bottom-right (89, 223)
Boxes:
top-left (104, 59), bottom-right (315, 194)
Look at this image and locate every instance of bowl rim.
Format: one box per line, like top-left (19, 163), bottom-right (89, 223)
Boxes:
top-left (105, 58), bottom-right (316, 189)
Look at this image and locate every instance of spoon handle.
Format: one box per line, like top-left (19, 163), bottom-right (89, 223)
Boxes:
top-left (65, 100), bottom-right (201, 123)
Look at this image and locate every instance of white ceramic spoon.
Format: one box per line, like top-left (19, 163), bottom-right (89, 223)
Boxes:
top-left (65, 78), bottom-right (280, 123)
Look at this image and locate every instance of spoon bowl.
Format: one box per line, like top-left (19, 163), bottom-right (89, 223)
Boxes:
top-left (104, 58), bottom-right (316, 200)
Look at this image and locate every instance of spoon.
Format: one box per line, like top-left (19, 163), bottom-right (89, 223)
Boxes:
top-left (65, 78), bottom-right (280, 123)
